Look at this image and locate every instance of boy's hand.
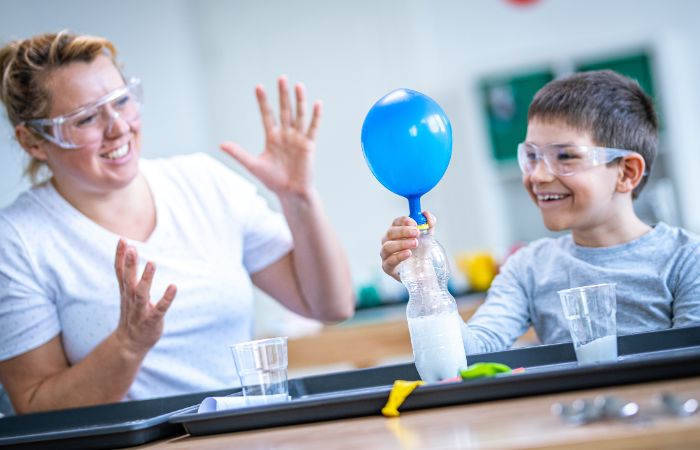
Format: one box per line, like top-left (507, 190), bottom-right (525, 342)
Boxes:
top-left (380, 212), bottom-right (437, 281)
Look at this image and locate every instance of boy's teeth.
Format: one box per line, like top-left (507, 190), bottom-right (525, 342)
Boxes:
top-left (538, 194), bottom-right (566, 201)
top-left (103, 145), bottom-right (129, 160)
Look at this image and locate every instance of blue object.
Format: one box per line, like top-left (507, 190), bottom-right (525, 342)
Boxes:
top-left (361, 89), bottom-right (452, 225)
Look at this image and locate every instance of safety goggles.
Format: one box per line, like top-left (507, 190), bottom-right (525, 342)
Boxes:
top-left (23, 77), bottom-right (142, 149)
top-left (517, 142), bottom-right (638, 177)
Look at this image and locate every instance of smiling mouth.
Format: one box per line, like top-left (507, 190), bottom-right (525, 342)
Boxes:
top-left (537, 193), bottom-right (570, 202)
top-left (101, 144), bottom-right (129, 160)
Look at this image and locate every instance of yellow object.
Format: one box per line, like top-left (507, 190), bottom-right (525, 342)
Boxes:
top-left (381, 380), bottom-right (425, 417)
top-left (456, 251), bottom-right (498, 291)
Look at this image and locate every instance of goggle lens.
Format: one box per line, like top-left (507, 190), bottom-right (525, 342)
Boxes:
top-left (517, 143), bottom-right (634, 176)
top-left (26, 78), bottom-right (142, 149)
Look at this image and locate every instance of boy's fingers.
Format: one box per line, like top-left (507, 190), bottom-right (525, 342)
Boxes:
top-left (423, 211), bottom-right (437, 227)
top-left (380, 239), bottom-right (418, 260)
top-left (392, 216), bottom-right (414, 227)
top-left (396, 226), bottom-right (420, 239)
top-left (382, 251), bottom-right (411, 275)
top-left (382, 226), bottom-right (419, 244)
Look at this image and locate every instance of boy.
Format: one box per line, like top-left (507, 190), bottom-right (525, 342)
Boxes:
top-left (380, 70), bottom-right (700, 354)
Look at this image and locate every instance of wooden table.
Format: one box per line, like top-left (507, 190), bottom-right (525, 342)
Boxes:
top-left (131, 375), bottom-right (700, 449)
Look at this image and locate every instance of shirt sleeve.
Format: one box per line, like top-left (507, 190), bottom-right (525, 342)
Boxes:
top-left (196, 154), bottom-right (294, 274)
top-left (462, 247), bottom-right (533, 354)
top-left (240, 191), bottom-right (294, 274)
top-left (0, 217), bottom-right (61, 361)
top-left (671, 240), bottom-right (700, 327)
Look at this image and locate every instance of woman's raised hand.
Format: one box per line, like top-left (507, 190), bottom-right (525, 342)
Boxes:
top-left (220, 76), bottom-right (321, 199)
top-left (113, 239), bottom-right (177, 356)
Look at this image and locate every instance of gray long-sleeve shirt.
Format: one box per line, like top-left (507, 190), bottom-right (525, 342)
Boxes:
top-left (462, 222), bottom-right (700, 354)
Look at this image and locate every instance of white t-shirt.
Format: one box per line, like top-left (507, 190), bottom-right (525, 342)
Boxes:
top-left (0, 153), bottom-right (293, 407)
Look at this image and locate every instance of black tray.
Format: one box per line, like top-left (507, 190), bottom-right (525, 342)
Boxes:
top-left (0, 387), bottom-right (236, 450)
top-left (171, 325), bottom-right (700, 436)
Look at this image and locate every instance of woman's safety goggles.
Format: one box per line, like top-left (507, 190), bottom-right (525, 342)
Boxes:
top-left (517, 143), bottom-right (639, 177)
top-left (23, 78), bottom-right (142, 149)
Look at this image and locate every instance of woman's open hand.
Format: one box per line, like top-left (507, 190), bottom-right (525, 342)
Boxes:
top-left (221, 76), bottom-right (321, 199)
top-left (113, 239), bottom-right (177, 356)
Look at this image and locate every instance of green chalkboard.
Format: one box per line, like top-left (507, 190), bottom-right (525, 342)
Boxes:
top-left (480, 70), bottom-right (554, 162)
top-left (480, 50), bottom-right (658, 163)
top-left (575, 51), bottom-right (661, 128)
top-left (575, 51), bottom-right (656, 100)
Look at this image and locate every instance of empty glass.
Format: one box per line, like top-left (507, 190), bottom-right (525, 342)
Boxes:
top-left (230, 337), bottom-right (290, 405)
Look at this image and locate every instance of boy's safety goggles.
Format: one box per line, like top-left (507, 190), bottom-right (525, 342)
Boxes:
top-left (517, 143), bottom-right (639, 177)
top-left (23, 78), bottom-right (143, 149)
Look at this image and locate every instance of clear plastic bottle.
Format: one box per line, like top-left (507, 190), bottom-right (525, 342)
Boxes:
top-left (399, 228), bottom-right (467, 382)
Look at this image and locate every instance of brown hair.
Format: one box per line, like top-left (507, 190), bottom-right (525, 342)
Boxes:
top-left (528, 70), bottom-right (658, 199)
top-left (0, 31), bottom-right (118, 184)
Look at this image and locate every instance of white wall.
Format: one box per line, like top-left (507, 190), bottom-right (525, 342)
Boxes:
top-left (2, 1), bottom-right (700, 327)
top-left (187, 0), bottom-right (700, 281)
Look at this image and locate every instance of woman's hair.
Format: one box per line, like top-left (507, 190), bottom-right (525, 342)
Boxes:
top-left (0, 31), bottom-right (118, 184)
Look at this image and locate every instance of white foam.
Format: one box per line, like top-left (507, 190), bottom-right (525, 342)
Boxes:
top-left (408, 311), bottom-right (467, 382)
top-left (575, 334), bottom-right (618, 364)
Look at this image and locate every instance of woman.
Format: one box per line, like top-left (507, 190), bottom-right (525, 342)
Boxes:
top-left (0, 31), bottom-right (354, 414)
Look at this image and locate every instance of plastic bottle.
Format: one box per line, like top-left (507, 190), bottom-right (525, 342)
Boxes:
top-left (399, 228), bottom-right (467, 382)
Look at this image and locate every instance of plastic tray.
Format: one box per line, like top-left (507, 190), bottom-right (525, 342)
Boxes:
top-left (2, 326), bottom-right (698, 448)
top-left (170, 326), bottom-right (700, 436)
top-left (0, 388), bottom-right (235, 450)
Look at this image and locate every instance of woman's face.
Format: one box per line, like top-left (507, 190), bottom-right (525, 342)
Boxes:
top-left (35, 55), bottom-right (142, 196)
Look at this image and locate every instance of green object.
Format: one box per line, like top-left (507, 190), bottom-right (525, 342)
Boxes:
top-left (480, 70), bottom-right (555, 162)
top-left (479, 50), bottom-right (659, 165)
top-left (357, 284), bottom-right (382, 309)
top-left (575, 51), bottom-right (655, 100)
top-left (459, 362), bottom-right (512, 379)
top-left (575, 51), bottom-right (661, 129)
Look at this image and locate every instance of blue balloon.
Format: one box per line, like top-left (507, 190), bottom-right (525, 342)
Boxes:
top-left (361, 88), bottom-right (452, 225)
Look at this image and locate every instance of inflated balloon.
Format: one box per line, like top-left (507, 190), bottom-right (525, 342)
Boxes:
top-left (361, 88), bottom-right (452, 226)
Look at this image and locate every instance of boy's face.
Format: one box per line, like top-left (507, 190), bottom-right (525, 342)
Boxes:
top-left (522, 119), bottom-right (622, 234)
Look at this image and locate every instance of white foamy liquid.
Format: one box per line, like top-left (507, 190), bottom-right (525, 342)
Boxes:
top-left (575, 334), bottom-right (618, 364)
top-left (408, 312), bottom-right (467, 382)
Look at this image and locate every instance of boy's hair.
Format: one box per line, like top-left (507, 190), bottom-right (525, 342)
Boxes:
top-left (528, 70), bottom-right (658, 198)
top-left (0, 30), bottom-right (118, 184)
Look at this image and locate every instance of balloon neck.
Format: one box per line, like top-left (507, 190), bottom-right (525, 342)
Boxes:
top-left (408, 196), bottom-right (427, 226)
